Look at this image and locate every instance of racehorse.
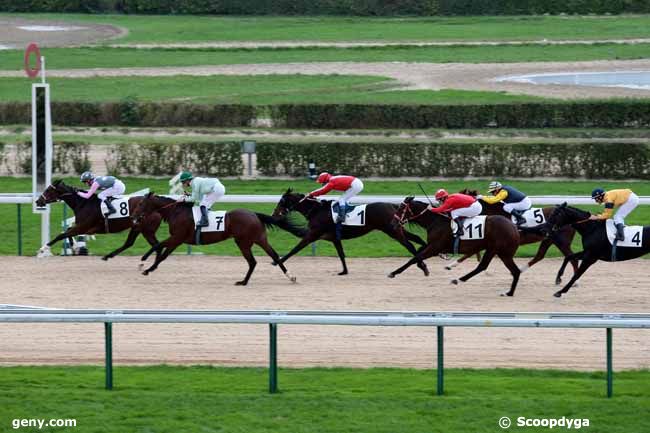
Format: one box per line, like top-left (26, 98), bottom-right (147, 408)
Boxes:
top-left (543, 203), bottom-right (650, 297)
top-left (390, 197), bottom-right (523, 296)
top-left (132, 192), bottom-right (305, 285)
top-left (271, 189), bottom-right (429, 276)
top-left (34, 180), bottom-right (162, 259)
top-left (448, 189), bottom-right (579, 284)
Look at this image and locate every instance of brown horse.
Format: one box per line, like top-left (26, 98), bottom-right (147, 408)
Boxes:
top-left (34, 180), bottom-right (162, 259)
top-left (132, 193), bottom-right (305, 285)
top-left (390, 197), bottom-right (523, 296)
top-left (448, 189), bottom-right (579, 285)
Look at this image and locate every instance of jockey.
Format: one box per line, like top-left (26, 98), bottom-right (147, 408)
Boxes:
top-left (428, 189), bottom-right (482, 236)
top-left (178, 171), bottom-right (225, 228)
top-left (77, 171), bottom-right (125, 217)
top-left (589, 188), bottom-right (639, 241)
top-left (479, 181), bottom-right (531, 226)
top-left (308, 172), bottom-right (364, 223)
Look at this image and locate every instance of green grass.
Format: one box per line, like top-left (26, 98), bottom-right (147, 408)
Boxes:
top-left (2, 43), bottom-right (650, 71)
top-left (2, 177), bottom-right (650, 257)
top-left (0, 366), bottom-right (648, 433)
top-left (7, 13), bottom-right (650, 43)
top-left (0, 76), bottom-right (550, 104)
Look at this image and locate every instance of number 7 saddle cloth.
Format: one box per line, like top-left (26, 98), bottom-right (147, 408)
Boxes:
top-left (191, 207), bottom-right (226, 232)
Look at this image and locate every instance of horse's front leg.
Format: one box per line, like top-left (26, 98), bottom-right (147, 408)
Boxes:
top-left (142, 238), bottom-right (180, 275)
top-left (38, 225), bottom-right (90, 257)
top-left (276, 230), bottom-right (323, 265)
top-left (388, 243), bottom-right (437, 278)
top-left (103, 228), bottom-right (140, 261)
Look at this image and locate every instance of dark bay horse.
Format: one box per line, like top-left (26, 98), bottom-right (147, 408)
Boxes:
top-left (132, 193), bottom-right (305, 285)
top-left (271, 189), bottom-right (429, 276)
top-left (390, 197), bottom-right (523, 296)
top-left (34, 180), bottom-right (162, 259)
top-left (544, 203), bottom-right (650, 297)
top-left (449, 189), bottom-right (579, 284)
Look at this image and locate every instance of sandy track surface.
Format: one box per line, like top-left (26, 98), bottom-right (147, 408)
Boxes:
top-left (1, 256), bottom-right (648, 370)
top-left (2, 60), bottom-right (649, 99)
top-left (0, 18), bottom-right (123, 49)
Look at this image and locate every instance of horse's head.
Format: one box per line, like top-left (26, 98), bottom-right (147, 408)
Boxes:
top-left (542, 202), bottom-right (591, 236)
top-left (132, 192), bottom-right (157, 225)
top-left (273, 188), bottom-right (306, 218)
top-left (35, 180), bottom-right (75, 206)
top-left (392, 196), bottom-right (419, 228)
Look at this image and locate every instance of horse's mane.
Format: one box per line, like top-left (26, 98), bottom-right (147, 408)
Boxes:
top-left (551, 203), bottom-right (591, 221)
top-left (459, 188), bottom-right (480, 197)
top-left (53, 179), bottom-right (80, 194)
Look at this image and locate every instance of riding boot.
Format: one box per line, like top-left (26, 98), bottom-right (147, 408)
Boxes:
top-left (337, 203), bottom-right (347, 223)
top-left (615, 223), bottom-right (625, 241)
top-left (511, 209), bottom-right (526, 226)
top-left (197, 205), bottom-right (209, 227)
top-left (454, 217), bottom-right (465, 237)
top-left (103, 198), bottom-right (116, 217)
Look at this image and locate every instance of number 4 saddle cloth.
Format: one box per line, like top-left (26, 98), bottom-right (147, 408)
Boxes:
top-left (192, 207), bottom-right (226, 232)
top-left (605, 220), bottom-right (643, 247)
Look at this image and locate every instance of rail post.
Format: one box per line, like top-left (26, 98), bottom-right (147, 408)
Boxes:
top-left (437, 326), bottom-right (444, 396)
top-left (269, 323), bottom-right (278, 393)
top-left (105, 322), bottom-right (113, 390)
top-left (16, 204), bottom-right (22, 256)
top-left (607, 328), bottom-right (613, 398)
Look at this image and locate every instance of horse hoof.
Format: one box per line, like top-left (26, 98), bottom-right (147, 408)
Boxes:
top-left (500, 292), bottom-right (514, 297)
top-left (338, 271), bottom-right (348, 276)
top-left (142, 270), bottom-right (149, 276)
top-left (555, 279), bottom-right (562, 285)
top-left (270, 261), bottom-right (278, 267)
top-left (290, 276), bottom-right (297, 283)
top-left (101, 256), bottom-right (109, 261)
top-left (423, 269), bottom-right (430, 277)
top-left (387, 273), bottom-right (395, 279)
top-left (445, 266), bottom-right (452, 271)
top-left (553, 292), bottom-right (562, 298)
top-left (235, 281), bottom-right (247, 286)
top-left (451, 279), bottom-right (459, 285)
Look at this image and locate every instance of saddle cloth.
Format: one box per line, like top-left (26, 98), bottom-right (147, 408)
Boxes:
top-left (331, 203), bottom-right (367, 226)
top-left (450, 215), bottom-right (487, 240)
top-left (605, 220), bottom-right (643, 247)
top-left (192, 207), bottom-right (226, 232)
top-left (100, 196), bottom-right (129, 219)
top-left (512, 208), bottom-right (546, 228)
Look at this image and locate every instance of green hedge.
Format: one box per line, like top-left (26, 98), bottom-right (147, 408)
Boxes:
top-left (0, 102), bottom-right (256, 127)
top-left (105, 141), bottom-right (243, 176)
top-left (270, 103), bottom-right (650, 129)
top-left (256, 141), bottom-right (650, 179)
top-left (2, 0), bottom-right (648, 14)
top-left (3, 101), bottom-right (650, 129)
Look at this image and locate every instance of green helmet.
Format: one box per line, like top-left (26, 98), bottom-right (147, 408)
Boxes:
top-left (179, 171), bottom-right (193, 182)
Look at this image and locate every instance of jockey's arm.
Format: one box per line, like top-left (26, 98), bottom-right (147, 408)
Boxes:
top-left (594, 202), bottom-right (615, 220)
top-left (429, 201), bottom-right (453, 214)
top-left (77, 182), bottom-right (99, 199)
top-left (309, 182), bottom-right (334, 197)
top-left (481, 189), bottom-right (508, 204)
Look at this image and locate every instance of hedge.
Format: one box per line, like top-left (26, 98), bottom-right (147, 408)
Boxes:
top-left (256, 141), bottom-right (650, 179)
top-left (104, 141), bottom-right (243, 176)
top-left (2, 0), bottom-right (648, 15)
top-left (3, 101), bottom-right (650, 129)
top-left (7, 141), bottom-right (91, 175)
top-left (269, 103), bottom-right (650, 129)
top-left (0, 102), bottom-right (256, 127)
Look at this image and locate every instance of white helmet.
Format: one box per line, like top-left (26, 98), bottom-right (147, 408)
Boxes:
top-left (488, 181), bottom-right (502, 193)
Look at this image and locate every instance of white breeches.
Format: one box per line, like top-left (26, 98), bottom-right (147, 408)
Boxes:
top-left (503, 197), bottom-right (532, 213)
top-left (338, 178), bottom-right (364, 207)
top-left (200, 182), bottom-right (226, 208)
top-left (97, 180), bottom-right (125, 201)
top-left (614, 193), bottom-right (639, 225)
top-left (451, 201), bottom-right (482, 219)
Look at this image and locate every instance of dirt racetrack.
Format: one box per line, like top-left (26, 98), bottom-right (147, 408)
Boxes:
top-left (1, 255), bottom-right (649, 371)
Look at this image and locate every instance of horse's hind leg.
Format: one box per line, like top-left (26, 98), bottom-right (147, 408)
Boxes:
top-left (555, 251), bottom-right (584, 286)
top-left (332, 239), bottom-right (349, 275)
top-left (452, 250), bottom-right (495, 285)
top-left (142, 239), bottom-right (177, 275)
top-left (257, 237), bottom-right (296, 283)
top-left (103, 228), bottom-right (140, 261)
top-left (388, 243), bottom-right (437, 278)
top-left (235, 239), bottom-right (257, 286)
top-left (386, 228), bottom-right (430, 276)
top-left (498, 253), bottom-right (521, 297)
top-left (554, 254), bottom-right (597, 298)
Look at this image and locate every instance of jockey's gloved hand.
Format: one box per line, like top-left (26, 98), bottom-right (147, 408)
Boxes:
top-left (476, 194), bottom-right (483, 200)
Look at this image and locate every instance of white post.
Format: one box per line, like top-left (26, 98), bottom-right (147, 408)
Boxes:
top-left (40, 56), bottom-right (46, 84)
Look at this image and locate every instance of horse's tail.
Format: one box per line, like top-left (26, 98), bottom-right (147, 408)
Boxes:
top-left (255, 213), bottom-right (307, 238)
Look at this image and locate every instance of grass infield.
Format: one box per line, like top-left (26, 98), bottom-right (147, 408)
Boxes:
top-left (2, 177), bottom-right (650, 257)
top-left (0, 366), bottom-right (648, 433)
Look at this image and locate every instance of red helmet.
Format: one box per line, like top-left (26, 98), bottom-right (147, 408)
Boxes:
top-left (434, 189), bottom-right (448, 200)
top-left (316, 172), bottom-right (332, 184)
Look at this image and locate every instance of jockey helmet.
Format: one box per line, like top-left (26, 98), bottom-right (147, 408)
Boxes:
top-left (591, 188), bottom-right (606, 200)
top-left (488, 181), bottom-right (502, 193)
top-left (435, 189), bottom-right (449, 200)
top-left (179, 171), bottom-right (193, 183)
top-left (316, 172), bottom-right (332, 184)
top-left (80, 171), bottom-right (94, 183)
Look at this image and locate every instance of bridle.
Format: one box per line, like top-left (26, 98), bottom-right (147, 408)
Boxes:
top-left (38, 185), bottom-right (74, 204)
top-left (132, 196), bottom-right (176, 224)
top-left (393, 200), bottom-right (429, 226)
top-left (276, 194), bottom-right (318, 217)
